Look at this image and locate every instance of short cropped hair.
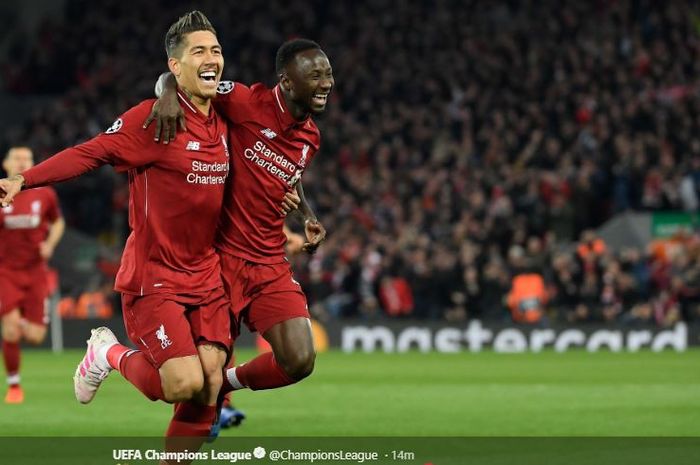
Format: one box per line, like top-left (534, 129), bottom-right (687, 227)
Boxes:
top-left (4, 146), bottom-right (33, 161)
top-left (275, 39), bottom-right (322, 75)
top-left (165, 10), bottom-right (217, 58)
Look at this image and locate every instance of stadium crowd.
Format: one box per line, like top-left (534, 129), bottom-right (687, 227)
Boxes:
top-left (1, 0), bottom-right (699, 324)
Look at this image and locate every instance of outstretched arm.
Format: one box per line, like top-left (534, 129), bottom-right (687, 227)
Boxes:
top-left (2, 101), bottom-right (159, 207)
top-left (0, 139), bottom-right (113, 207)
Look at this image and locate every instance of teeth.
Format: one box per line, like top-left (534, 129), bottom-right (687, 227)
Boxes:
top-left (199, 71), bottom-right (216, 80)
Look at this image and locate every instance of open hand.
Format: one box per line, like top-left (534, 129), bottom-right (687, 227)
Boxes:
top-left (143, 98), bottom-right (186, 144)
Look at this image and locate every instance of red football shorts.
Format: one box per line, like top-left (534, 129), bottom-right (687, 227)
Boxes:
top-left (218, 252), bottom-right (310, 338)
top-left (0, 266), bottom-right (49, 326)
top-left (121, 287), bottom-right (232, 368)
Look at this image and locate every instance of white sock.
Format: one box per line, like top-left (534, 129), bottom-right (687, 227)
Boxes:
top-left (226, 366), bottom-right (245, 390)
top-left (7, 374), bottom-right (20, 386)
top-left (96, 343), bottom-right (117, 370)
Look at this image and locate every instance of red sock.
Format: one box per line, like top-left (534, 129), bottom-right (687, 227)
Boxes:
top-left (106, 343), bottom-right (132, 370)
top-left (222, 352), bottom-right (294, 392)
top-left (116, 350), bottom-right (165, 402)
top-left (166, 402), bottom-right (217, 436)
top-left (222, 391), bottom-right (232, 408)
top-left (164, 403), bottom-right (217, 464)
top-left (2, 341), bottom-right (20, 386)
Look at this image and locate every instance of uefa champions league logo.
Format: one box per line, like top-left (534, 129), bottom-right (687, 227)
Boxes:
top-left (105, 118), bottom-right (123, 134)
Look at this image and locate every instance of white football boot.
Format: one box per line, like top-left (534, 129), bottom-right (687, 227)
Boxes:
top-left (73, 327), bottom-right (117, 404)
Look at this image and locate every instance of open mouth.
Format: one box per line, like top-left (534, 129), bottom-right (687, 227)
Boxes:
top-left (312, 93), bottom-right (328, 105)
top-left (199, 71), bottom-right (218, 83)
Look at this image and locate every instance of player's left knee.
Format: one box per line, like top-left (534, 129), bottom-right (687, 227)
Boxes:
top-left (198, 346), bottom-right (226, 388)
top-left (23, 327), bottom-right (47, 345)
top-left (284, 349), bottom-right (316, 381)
top-left (203, 365), bottom-right (223, 391)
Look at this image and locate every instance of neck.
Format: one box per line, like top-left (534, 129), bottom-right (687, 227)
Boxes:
top-left (280, 86), bottom-right (308, 121)
top-left (191, 95), bottom-right (211, 115)
top-left (179, 85), bottom-right (211, 115)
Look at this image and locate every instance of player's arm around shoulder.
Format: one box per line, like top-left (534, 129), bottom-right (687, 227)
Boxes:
top-left (145, 72), bottom-right (185, 144)
top-left (146, 71), bottom-right (254, 142)
top-left (211, 80), bottom-right (254, 125)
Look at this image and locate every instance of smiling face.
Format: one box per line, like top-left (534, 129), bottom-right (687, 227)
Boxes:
top-left (169, 30), bottom-right (223, 101)
top-left (282, 49), bottom-right (334, 115)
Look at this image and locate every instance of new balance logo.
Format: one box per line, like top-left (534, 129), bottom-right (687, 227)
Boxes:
top-left (260, 128), bottom-right (277, 139)
top-left (156, 324), bottom-right (173, 349)
top-left (186, 141), bottom-right (201, 151)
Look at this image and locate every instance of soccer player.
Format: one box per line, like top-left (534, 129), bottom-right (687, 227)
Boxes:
top-left (0, 146), bottom-right (65, 404)
top-left (0, 11), bottom-right (232, 446)
top-left (150, 38), bottom-right (332, 396)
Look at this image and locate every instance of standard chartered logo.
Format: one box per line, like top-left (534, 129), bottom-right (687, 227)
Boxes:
top-left (244, 140), bottom-right (298, 183)
top-left (3, 213), bottom-right (41, 229)
top-left (186, 160), bottom-right (229, 185)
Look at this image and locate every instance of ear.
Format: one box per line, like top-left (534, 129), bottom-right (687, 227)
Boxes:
top-left (168, 57), bottom-right (181, 78)
top-left (1, 159), bottom-right (8, 173)
top-left (279, 72), bottom-right (292, 93)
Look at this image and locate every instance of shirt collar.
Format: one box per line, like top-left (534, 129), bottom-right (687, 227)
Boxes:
top-left (177, 88), bottom-right (215, 123)
top-left (273, 84), bottom-right (310, 131)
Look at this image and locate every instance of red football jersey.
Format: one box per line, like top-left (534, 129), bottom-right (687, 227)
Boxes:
top-left (213, 82), bottom-right (321, 264)
top-left (22, 93), bottom-right (229, 296)
top-left (0, 187), bottom-right (62, 270)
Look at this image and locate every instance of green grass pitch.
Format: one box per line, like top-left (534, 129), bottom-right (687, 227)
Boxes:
top-left (1, 349), bottom-right (699, 437)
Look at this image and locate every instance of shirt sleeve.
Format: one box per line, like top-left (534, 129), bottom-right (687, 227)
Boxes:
top-left (212, 81), bottom-right (252, 124)
top-left (23, 100), bottom-right (161, 188)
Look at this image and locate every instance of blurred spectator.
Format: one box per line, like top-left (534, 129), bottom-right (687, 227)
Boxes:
top-left (507, 273), bottom-right (547, 325)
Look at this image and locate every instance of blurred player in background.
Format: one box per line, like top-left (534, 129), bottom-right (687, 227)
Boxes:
top-left (0, 146), bottom-right (65, 404)
top-left (150, 39), bottom-right (332, 430)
